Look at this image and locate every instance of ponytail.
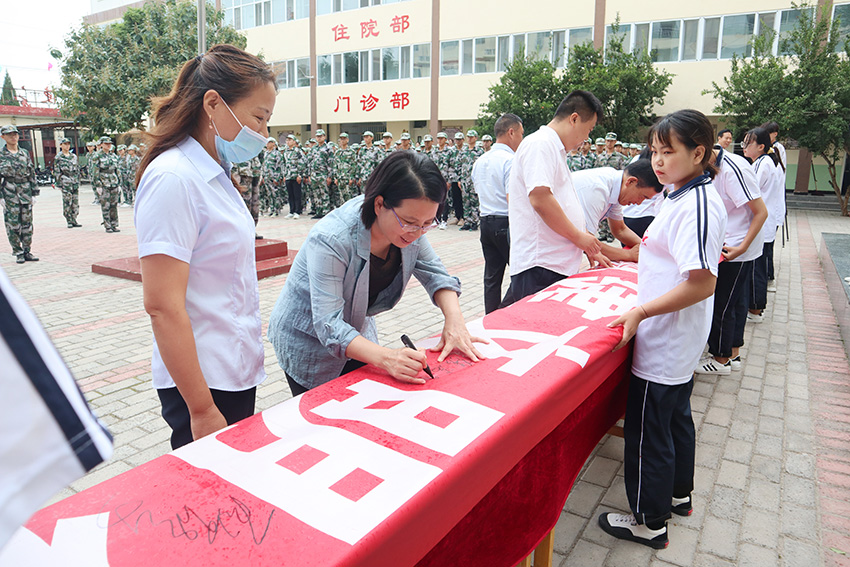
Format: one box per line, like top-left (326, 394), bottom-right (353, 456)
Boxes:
top-left (744, 127), bottom-right (778, 167)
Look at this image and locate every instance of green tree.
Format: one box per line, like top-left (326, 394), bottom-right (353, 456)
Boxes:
top-left (51, 0), bottom-right (245, 136)
top-left (563, 27), bottom-right (673, 142)
top-left (1, 71), bottom-right (20, 106)
top-left (707, 2), bottom-right (850, 215)
top-left (475, 53), bottom-right (564, 136)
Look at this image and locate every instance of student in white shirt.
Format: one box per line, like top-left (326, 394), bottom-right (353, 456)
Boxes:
top-left (600, 109), bottom-right (727, 549)
top-left (471, 113), bottom-right (524, 313)
top-left (622, 147), bottom-right (666, 238)
top-left (742, 127), bottom-right (784, 324)
top-left (134, 45), bottom-right (275, 449)
top-left (760, 121), bottom-right (787, 292)
top-left (572, 159), bottom-right (664, 264)
top-left (505, 90), bottom-right (604, 305)
top-left (694, 144), bottom-right (768, 375)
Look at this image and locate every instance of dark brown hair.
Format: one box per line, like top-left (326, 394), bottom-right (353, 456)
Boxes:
top-left (361, 151), bottom-right (446, 228)
top-left (648, 109), bottom-right (719, 179)
top-left (136, 44), bottom-right (276, 186)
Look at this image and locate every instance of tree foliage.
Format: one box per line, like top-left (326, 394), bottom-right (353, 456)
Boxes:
top-left (1, 71), bottom-right (19, 106)
top-left (476, 29), bottom-right (672, 142)
top-left (52, 0), bottom-right (246, 138)
top-left (707, 2), bottom-right (850, 215)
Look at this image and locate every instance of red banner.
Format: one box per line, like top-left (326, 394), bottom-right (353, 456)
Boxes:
top-left (0, 265), bottom-right (638, 566)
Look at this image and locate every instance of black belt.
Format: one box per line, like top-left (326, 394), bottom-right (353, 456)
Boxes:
top-left (482, 214), bottom-right (509, 220)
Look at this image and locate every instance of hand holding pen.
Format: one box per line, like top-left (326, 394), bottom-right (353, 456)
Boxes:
top-left (401, 334), bottom-right (436, 379)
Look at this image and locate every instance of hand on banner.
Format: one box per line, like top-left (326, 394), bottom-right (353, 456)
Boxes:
top-left (431, 318), bottom-right (487, 363)
top-left (607, 305), bottom-right (648, 351)
top-left (587, 251), bottom-right (613, 269)
top-left (382, 347), bottom-right (429, 385)
top-left (191, 404), bottom-right (228, 441)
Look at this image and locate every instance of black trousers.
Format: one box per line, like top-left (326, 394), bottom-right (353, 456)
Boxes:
top-left (624, 373), bottom-right (695, 528)
top-left (286, 178), bottom-right (303, 214)
top-left (501, 266), bottom-right (567, 308)
top-left (480, 215), bottom-right (511, 314)
top-left (285, 359), bottom-right (366, 397)
top-left (708, 260), bottom-right (753, 358)
top-left (765, 239), bottom-right (775, 280)
top-left (749, 242), bottom-right (771, 310)
top-left (623, 216), bottom-right (655, 239)
top-left (451, 182), bottom-right (463, 220)
top-left (157, 386), bottom-right (257, 450)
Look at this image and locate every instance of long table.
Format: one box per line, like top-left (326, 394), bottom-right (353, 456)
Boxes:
top-left (0, 265), bottom-right (637, 567)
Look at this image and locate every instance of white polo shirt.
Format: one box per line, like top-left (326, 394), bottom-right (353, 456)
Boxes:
top-left (135, 136), bottom-right (266, 392)
top-left (752, 154), bottom-right (783, 244)
top-left (632, 175), bottom-right (727, 385)
top-left (508, 126), bottom-right (584, 277)
top-left (472, 142), bottom-right (513, 217)
top-left (572, 167), bottom-right (624, 232)
top-left (713, 149), bottom-right (764, 263)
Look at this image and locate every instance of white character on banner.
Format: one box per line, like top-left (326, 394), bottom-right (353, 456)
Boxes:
top-left (528, 275), bottom-right (638, 321)
top-left (0, 513), bottom-right (110, 567)
top-left (311, 379), bottom-right (504, 457)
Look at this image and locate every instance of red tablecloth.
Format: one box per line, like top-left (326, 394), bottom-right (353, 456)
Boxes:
top-left (0, 265), bottom-right (637, 567)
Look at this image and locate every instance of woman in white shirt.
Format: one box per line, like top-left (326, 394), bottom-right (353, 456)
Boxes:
top-left (134, 45), bottom-right (276, 449)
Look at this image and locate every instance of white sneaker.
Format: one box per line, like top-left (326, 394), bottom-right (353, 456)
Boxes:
top-left (439, 221), bottom-right (447, 230)
top-left (695, 356), bottom-right (731, 376)
top-left (747, 312), bottom-right (764, 323)
top-left (598, 513), bottom-right (668, 549)
top-left (767, 280), bottom-right (777, 292)
top-left (284, 213), bottom-right (294, 219)
top-left (292, 213), bottom-right (300, 219)
top-left (730, 355), bottom-right (742, 371)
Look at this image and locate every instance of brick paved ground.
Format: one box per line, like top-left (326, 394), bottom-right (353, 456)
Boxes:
top-left (4, 185), bottom-right (850, 566)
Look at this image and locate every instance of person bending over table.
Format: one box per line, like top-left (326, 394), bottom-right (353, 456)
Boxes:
top-left (268, 151), bottom-right (485, 395)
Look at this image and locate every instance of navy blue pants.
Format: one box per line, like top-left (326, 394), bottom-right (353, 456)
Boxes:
top-left (623, 215), bottom-right (655, 239)
top-left (158, 386), bottom-right (256, 450)
top-left (502, 266), bottom-right (567, 308)
top-left (480, 215), bottom-right (511, 314)
top-left (708, 260), bottom-right (753, 358)
top-left (624, 373), bottom-right (695, 528)
top-left (749, 242), bottom-right (772, 310)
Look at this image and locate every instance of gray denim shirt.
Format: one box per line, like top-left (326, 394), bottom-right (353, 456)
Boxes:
top-left (268, 196), bottom-right (461, 390)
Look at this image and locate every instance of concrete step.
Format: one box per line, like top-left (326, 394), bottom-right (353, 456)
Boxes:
top-left (786, 191), bottom-right (844, 211)
top-left (255, 238), bottom-right (289, 261)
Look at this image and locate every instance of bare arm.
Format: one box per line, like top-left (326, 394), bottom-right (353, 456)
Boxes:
top-left (722, 197), bottom-right (768, 261)
top-left (608, 269), bottom-right (717, 351)
top-left (528, 187), bottom-right (602, 256)
top-left (140, 254), bottom-right (226, 440)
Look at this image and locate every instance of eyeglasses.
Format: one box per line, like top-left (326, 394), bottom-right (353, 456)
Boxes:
top-left (389, 207), bottom-right (438, 234)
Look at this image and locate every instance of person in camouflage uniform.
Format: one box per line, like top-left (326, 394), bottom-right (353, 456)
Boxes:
top-left (333, 132), bottom-right (358, 203)
top-left (399, 132), bottom-right (413, 151)
top-left (0, 125), bottom-right (39, 263)
top-left (357, 131), bottom-right (382, 189)
top-left (305, 129), bottom-right (334, 218)
top-left (89, 140), bottom-right (103, 205)
top-left (116, 144), bottom-right (133, 206)
top-left (126, 144), bottom-right (141, 203)
top-left (53, 137), bottom-right (81, 228)
top-left (282, 134), bottom-right (305, 218)
top-left (458, 129), bottom-right (484, 231)
top-left (481, 134), bottom-right (493, 152)
top-left (445, 132), bottom-right (465, 225)
top-left (421, 134), bottom-right (434, 158)
top-left (233, 153), bottom-right (262, 235)
top-left (83, 141), bottom-right (98, 204)
top-left (430, 132), bottom-right (451, 227)
top-left (597, 132), bottom-right (626, 170)
top-left (93, 136), bottom-right (121, 232)
top-left (250, 151), bottom-right (263, 212)
top-left (260, 137), bottom-right (283, 215)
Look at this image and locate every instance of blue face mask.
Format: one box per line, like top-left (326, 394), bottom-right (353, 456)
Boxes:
top-left (212, 98), bottom-right (267, 164)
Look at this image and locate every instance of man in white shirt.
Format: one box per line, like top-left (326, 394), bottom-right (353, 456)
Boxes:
top-left (471, 113), bottom-right (524, 313)
top-left (572, 159), bottom-right (664, 264)
top-left (715, 129), bottom-right (733, 150)
top-left (505, 90), bottom-right (604, 305)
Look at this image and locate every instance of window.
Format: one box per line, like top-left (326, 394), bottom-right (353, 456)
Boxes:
top-left (553, 30), bottom-right (566, 67)
top-left (682, 19), bottom-right (699, 60)
top-left (633, 23), bottom-right (649, 55)
top-left (400, 45), bottom-right (411, 79)
top-left (721, 13), bottom-right (755, 59)
top-left (287, 60), bottom-right (295, 88)
top-left (606, 24), bottom-right (631, 53)
top-left (295, 0), bottom-right (308, 19)
top-left (360, 51), bottom-right (370, 82)
top-left (317, 55), bottom-right (332, 86)
top-left (779, 9), bottom-right (803, 54)
top-left (835, 4), bottom-right (850, 51)
top-left (527, 31), bottom-right (551, 61)
top-left (513, 34), bottom-right (526, 59)
top-left (702, 17), bottom-right (721, 59)
top-left (497, 35), bottom-right (511, 71)
top-left (285, 0), bottom-right (295, 21)
top-left (272, 0), bottom-right (285, 23)
top-left (317, 0), bottom-right (332, 15)
top-left (296, 58), bottom-right (310, 87)
top-left (242, 5), bottom-right (255, 28)
top-left (756, 12), bottom-right (777, 52)
top-left (383, 46), bottom-right (400, 80)
top-left (475, 36), bottom-right (496, 73)
top-left (569, 27), bottom-right (593, 55)
top-left (651, 20), bottom-right (680, 62)
top-left (462, 39), bottom-right (474, 74)
top-left (372, 49), bottom-right (381, 81)
top-left (441, 40), bottom-right (459, 75)
top-left (273, 61), bottom-right (287, 89)
top-left (343, 0), bottom-right (359, 10)
top-left (344, 52), bottom-right (358, 83)
top-left (413, 43), bottom-right (430, 77)
top-left (333, 54), bottom-right (343, 84)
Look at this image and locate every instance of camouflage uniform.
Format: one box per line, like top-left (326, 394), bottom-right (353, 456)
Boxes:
top-left (333, 146), bottom-right (359, 202)
top-left (126, 153), bottom-right (141, 201)
top-left (445, 144), bottom-right (462, 219)
top-left (117, 152), bottom-right (136, 205)
top-left (358, 144), bottom-right (383, 188)
top-left (596, 151), bottom-right (626, 170)
top-left (89, 148), bottom-right (102, 204)
top-left (261, 147), bottom-right (284, 214)
top-left (53, 151), bottom-right (80, 226)
top-left (459, 144), bottom-right (484, 227)
top-left (233, 159), bottom-right (260, 225)
top-left (306, 142), bottom-right (334, 216)
top-left (94, 150), bottom-right (121, 231)
top-left (282, 143), bottom-right (306, 215)
top-left (0, 145), bottom-right (38, 256)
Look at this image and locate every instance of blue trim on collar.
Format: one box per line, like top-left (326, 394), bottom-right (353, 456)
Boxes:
top-left (715, 148), bottom-right (724, 168)
top-left (668, 173), bottom-right (711, 200)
